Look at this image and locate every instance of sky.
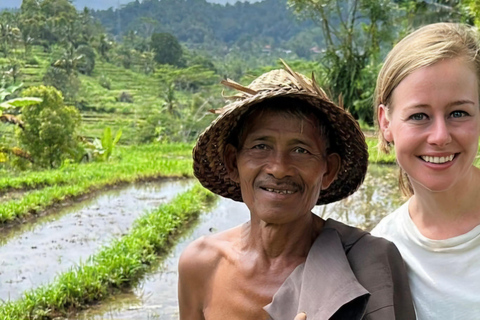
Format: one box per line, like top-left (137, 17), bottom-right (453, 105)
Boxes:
top-left (1, 0), bottom-right (261, 10)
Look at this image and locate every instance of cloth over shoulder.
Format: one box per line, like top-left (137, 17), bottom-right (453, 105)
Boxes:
top-left (264, 219), bottom-right (415, 320)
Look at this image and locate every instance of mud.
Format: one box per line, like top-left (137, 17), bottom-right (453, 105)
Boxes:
top-left (0, 179), bottom-right (193, 302)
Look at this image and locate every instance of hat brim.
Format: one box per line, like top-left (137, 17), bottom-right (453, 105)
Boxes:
top-left (193, 88), bottom-right (368, 205)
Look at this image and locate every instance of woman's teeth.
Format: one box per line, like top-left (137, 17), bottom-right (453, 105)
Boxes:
top-left (421, 154), bottom-right (455, 164)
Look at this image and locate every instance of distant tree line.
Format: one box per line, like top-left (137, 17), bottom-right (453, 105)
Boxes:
top-left (92, 0), bottom-right (313, 47)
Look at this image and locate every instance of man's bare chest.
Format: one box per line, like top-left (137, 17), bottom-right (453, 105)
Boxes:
top-left (202, 259), bottom-right (295, 319)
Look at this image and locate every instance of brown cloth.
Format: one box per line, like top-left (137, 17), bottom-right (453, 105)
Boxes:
top-left (264, 219), bottom-right (416, 320)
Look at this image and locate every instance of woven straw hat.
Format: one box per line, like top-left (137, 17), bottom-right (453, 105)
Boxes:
top-left (193, 60), bottom-right (368, 205)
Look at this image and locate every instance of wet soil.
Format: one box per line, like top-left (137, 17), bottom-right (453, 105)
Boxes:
top-left (0, 179), bottom-right (193, 302)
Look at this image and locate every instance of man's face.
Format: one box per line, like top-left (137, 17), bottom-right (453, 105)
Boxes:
top-left (225, 110), bottom-right (340, 224)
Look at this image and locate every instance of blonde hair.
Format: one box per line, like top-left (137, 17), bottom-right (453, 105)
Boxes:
top-left (374, 23), bottom-right (480, 197)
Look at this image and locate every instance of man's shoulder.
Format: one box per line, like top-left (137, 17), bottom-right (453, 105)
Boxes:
top-left (179, 226), bottom-right (242, 276)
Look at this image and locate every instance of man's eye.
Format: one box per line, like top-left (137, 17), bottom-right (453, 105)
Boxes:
top-left (450, 110), bottom-right (469, 118)
top-left (252, 144), bottom-right (268, 150)
top-left (409, 113), bottom-right (427, 121)
top-left (294, 147), bottom-right (309, 154)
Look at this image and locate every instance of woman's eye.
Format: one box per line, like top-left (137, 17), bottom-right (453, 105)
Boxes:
top-left (409, 113), bottom-right (427, 121)
top-left (294, 147), bottom-right (309, 154)
top-left (450, 110), bottom-right (469, 118)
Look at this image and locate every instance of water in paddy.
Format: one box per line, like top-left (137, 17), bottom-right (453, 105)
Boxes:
top-left (0, 179), bottom-right (193, 302)
top-left (73, 164), bottom-right (403, 320)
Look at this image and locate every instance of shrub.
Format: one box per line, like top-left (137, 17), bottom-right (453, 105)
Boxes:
top-left (25, 56), bottom-right (39, 66)
top-left (76, 45), bottom-right (96, 75)
top-left (98, 74), bottom-right (111, 90)
top-left (43, 67), bottom-right (80, 102)
top-left (17, 86), bottom-right (81, 168)
top-left (117, 91), bottom-right (134, 103)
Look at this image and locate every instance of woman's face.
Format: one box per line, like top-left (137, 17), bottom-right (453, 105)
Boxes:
top-left (378, 57), bottom-right (480, 193)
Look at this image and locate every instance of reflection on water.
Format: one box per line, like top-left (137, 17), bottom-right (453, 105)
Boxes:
top-left (317, 164), bottom-right (403, 231)
top-left (0, 179), bottom-right (192, 302)
top-left (73, 164), bottom-right (404, 320)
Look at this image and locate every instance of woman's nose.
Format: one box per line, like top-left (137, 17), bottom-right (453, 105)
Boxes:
top-left (427, 118), bottom-right (452, 147)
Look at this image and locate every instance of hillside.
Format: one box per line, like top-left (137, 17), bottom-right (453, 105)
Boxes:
top-left (1, 45), bottom-right (224, 146)
top-left (91, 0), bottom-right (318, 54)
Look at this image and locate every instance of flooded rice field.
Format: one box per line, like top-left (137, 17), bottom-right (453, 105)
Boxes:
top-left (0, 179), bottom-right (193, 302)
top-left (72, 164), bottom-right (402, 320)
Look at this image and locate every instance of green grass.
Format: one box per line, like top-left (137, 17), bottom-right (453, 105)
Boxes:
top-left (366, 137), bottom-right (396, 164)
top-left (0, 184), bottom-right (216, 320)
top-left (0, 143), bottom-right (193, 224)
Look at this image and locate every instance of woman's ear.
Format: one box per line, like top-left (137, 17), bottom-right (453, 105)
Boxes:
top-left (224, 144), bottom-right (239, 183)
top-left (378, 104), bottom-right (393, 143)
top-left (321, 153), bottom-right (341, 190)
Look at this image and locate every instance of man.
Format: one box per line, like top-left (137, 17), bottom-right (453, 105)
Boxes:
top-left (179, 61), bottom-right (415, 319)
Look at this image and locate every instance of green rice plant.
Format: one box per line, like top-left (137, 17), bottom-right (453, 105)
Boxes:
top-left (0, 143), bottom-right (192, 191)
top-left (0, 184), bottom-right (216, 319)
top-left (0, 143), bottom-right (194, 223)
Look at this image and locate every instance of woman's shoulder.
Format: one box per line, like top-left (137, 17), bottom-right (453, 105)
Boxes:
top-left (370, 201), bottom-right (410, 239)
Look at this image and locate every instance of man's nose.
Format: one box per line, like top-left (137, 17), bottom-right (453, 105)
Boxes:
top-left (265, 151), bottom-right (293, 178)
top-left (427, 118), bottom-right (452, 147)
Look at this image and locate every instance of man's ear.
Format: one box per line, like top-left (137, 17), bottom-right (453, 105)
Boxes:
top-left (224, 143), bottom-right (239, 183)
top-left (321, 153), bottom-right (341, 190)
top-left (378, 104), bottom-right (393, 143)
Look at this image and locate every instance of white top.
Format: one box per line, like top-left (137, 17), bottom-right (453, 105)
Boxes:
top-left (371, 200), bottom-right (480, 320)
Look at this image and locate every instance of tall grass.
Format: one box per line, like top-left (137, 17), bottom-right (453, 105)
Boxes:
top-left (0, 184), bottom-right (216, 320)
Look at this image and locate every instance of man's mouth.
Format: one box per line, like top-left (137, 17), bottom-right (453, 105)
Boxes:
top-left (420, 154), bottom-right (455, 164)
top-left (263, 187), bottom-right (295, 194)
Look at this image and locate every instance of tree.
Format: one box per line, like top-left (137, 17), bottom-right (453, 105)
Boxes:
top-left (0, 12), bottom-right (21, 58)
top-left (19, 0), bottom-right (43, 55)
top-left (17, 86), bottom-right (80, 168)
top-left (150, 32), bottom-right (183, 66)
top-left (462, 0), bottom-right (480, 25)
top-left (288, 0), bottom-right (398, 124)
top-left (396, 0), bottom-right (466, 29)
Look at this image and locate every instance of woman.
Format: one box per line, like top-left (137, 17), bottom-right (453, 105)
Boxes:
top-left (371, 22), bottom-right (480, 319)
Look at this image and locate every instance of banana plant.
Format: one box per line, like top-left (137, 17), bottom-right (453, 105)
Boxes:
top-left (92, 127), bottom-right (122, 161)
top-left (0, 82), bottom-right (42, 128)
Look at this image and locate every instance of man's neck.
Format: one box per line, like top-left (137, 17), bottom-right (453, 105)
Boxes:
top-left (241, 213), bottom-right (324, 261)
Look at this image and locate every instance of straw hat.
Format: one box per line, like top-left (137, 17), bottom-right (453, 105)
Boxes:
top-left (193, 60), bottom-right (368, 205)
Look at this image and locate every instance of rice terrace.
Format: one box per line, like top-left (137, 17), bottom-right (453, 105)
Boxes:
top-left (1, 0), bottom-right (479, 318)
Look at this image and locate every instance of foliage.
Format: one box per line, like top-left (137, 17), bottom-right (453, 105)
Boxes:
top-left (288, 0), bottom-right (398, 124)
top-left (397, 0), bottom-right (466, 29)
top-left (43, 66), bottom-right (80, 102)
top-left (75, 44), bottom-right (96, 75)
top-left (117, 91), bottom-right (133, 103)
top-left (0, 11), bottom-right (21, 58)
top-left (17, 86), bottom-right (80, 169)
top-left (0, 82), bottom-right (41, 127)
top-left (462, 0), bottom-right (480, 25)
top-left (91, 127), bottom-right (122, 161)
top-left (98, 74), bottom-right (111, 90)
top-left (150, 32), bottom-right (183, 66)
